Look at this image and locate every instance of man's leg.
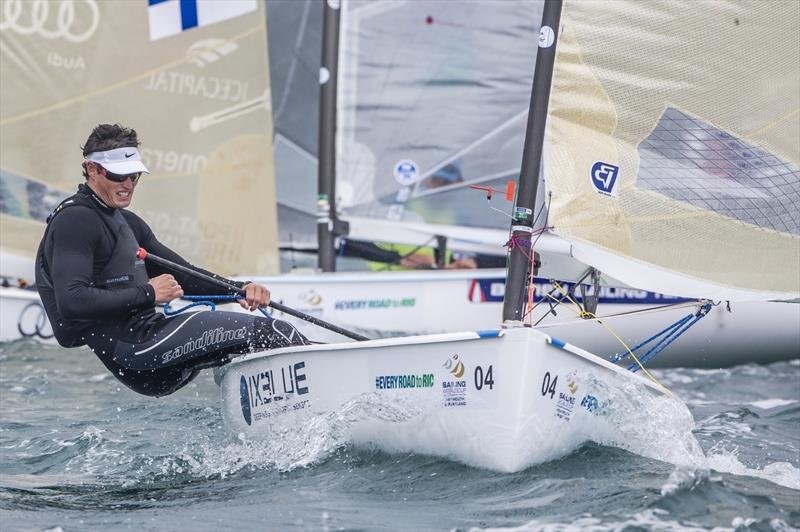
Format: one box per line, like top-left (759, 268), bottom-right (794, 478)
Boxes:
top-left (109, 311), bottom-right (309, 396)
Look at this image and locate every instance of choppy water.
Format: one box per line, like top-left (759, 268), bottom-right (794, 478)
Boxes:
top-left (1, 340), bottom-right (798, 531)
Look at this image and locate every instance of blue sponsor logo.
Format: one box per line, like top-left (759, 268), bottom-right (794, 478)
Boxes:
top-left (591, 161), bottom-right (620, 196)
top-left (335, 298), bottom-right (415, 310)
top-left (581, 394), bottom-right (599, 413)
top-left (240, 375), bottom-right (251, 426)
top-left (393, 160), bottom-right (419, 185)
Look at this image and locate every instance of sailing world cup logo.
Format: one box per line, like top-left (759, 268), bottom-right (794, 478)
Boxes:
top-left (590, 161), bottom-right (620, 197)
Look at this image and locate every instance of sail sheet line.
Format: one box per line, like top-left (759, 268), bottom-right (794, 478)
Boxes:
top-left (544, 279), bottom-right (668, 391)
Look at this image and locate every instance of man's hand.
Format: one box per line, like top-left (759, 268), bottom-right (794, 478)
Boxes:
top-left (400, 253), bottom-right (436, 269)
top-left (446, 258), bottom-right (478, 270)
top-left (149, 274), bottom-right (184, 304)
top-left (239, 282), bottom-right (270, 311)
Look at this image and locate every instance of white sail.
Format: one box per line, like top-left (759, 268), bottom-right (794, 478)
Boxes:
top-left (335, 0), bottom-right (544, 250)
top-left (544, 0), bottom-right (800, 301)
top-left (0, 0), bottom-right (279, 276)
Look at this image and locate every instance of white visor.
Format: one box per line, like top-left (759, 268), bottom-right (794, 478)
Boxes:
top-left (86, 147), bottom-right (150, 175)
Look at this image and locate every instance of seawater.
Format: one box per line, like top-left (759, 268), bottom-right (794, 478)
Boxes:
top-left (1, 340), bottom-right (798, 531)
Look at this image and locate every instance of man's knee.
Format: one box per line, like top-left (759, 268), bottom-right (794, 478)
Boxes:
top-left (251, 318), bottom-right (309, 349)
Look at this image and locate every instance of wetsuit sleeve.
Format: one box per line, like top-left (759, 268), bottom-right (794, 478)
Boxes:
top-left (473, 254), bottom-right (507, 268)
top-left (339, 239), bottom-right (402, 264)
top-left (123, 211), bottom-right (246, 295)
top-left (48, 208), bottom-right (154, 320)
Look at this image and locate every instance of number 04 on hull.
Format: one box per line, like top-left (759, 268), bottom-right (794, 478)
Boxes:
top-left (216, 325), bottom-right (665, 472)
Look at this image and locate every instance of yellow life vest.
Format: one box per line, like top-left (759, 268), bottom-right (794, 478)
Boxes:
top-left (367, 242), bottom-right (452, 271)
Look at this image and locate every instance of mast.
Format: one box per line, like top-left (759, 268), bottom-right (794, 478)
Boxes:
top-left (502, 0), bottom-right (563, 322)
top-left (317, 0), bottom-right (342, 271)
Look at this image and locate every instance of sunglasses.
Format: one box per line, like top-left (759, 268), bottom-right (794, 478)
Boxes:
top-left (104, 170), bottom-right (142, 184)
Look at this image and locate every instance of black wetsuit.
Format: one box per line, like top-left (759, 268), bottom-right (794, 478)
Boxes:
top-left (36, 184), bottom-right (309, 397)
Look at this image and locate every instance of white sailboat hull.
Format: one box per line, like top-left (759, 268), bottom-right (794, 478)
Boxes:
top-left (216, 327), bottom-right (666, 472)
top-left (0, 287), bottom-right (54, 343)
top-left (3, 269), bottom-right (796, 368)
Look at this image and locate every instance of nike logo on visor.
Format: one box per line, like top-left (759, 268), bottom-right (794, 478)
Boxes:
top-left (125, 152), bottom-right (134, 158)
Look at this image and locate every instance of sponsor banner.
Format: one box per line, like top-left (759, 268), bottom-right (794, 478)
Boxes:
top-left (239, 361), bottom-right (310, 425)
top-left (441, 354), bottom-right (467, 407)
top-left (555, 391), bottom-right (575, 422)
top-left (469, 278), bottom-right (693, 304)
top-left (374, 374), bottom-right (434, 390)
top-left (335, 298), bottom-right (415, 311)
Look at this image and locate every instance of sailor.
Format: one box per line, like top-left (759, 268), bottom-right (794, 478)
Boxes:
top-left (35, 124), bottom-right (309, 397)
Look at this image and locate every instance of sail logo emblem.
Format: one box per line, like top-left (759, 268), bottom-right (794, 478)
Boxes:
top-left (443, 354), bottom-right (465, 378)
top-left (566, 371), bottom-right (578, 395)
top-left (442, 354), bottom-right (467, 407)
top-left (0, 0), bottom-right (100, 43)
top-left (393, 160), bottom-right (419, 186)
top-left (590, 162), bottom-right (620, 197)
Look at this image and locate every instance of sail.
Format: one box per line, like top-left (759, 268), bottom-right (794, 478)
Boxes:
top-left (335, 0), bottom-right (544, 252)
top-left (544, 0), bottom-right (800, 300)
top-left (0, 0), bottom-right (279, 276)
top-left (266, 0), bottom-right (322, 250)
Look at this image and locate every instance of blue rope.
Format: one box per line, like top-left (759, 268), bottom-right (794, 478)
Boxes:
top-left (608, 302), bottom-right (713, 372)
top-left (163, 295), bottom-right (271, 318)
top-left (610, 314), bottom-right (693, 363)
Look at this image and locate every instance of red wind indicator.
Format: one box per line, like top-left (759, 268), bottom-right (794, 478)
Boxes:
top-left (468, 180), bottom-right (516, 201)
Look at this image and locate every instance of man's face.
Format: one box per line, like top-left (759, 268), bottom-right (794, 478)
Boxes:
top-left (85, 162), bottom-right (138, 209)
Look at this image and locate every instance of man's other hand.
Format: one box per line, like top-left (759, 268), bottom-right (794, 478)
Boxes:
top-left (240, 282), bottom-right (270, 311)
top-left (446, 258), bottom-right (478, 269)
top-left (400, 253), bottom-right (436, 269)
top-left (149, 274), bottom-right (184, 304)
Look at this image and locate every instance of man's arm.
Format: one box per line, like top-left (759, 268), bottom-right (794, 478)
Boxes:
top-left (124, 211), bottom-right (246, 295)
top-left (48, 208), bottom-right (154, 320)
top-left (125, 211), bottom-right (267, 309)
top-left (340, 239), bottom-right (438, 269)
top-left (339, 239), bottom-right (403, 264)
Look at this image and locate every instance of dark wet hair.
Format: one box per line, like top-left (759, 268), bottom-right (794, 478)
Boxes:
top-left (81, 124), bottom-right (140, 179)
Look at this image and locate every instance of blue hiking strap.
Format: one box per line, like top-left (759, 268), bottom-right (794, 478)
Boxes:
top-left (163, 295), bottom-right (271, 318)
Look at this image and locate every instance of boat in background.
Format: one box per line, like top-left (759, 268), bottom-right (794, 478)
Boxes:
top-left (216, 0), bottom-right (798, 472)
